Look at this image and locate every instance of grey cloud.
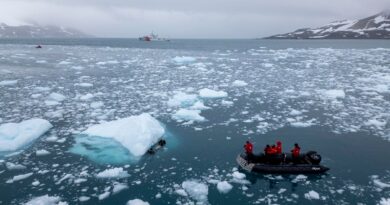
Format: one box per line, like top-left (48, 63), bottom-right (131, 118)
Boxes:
top-left (0, 0), bottom-right (389, 38)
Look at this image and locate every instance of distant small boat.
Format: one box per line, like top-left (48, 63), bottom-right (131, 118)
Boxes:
top-left (35, 45), bottom-right (42, 49)
top-left (139, 32), bottom-right (170, 42)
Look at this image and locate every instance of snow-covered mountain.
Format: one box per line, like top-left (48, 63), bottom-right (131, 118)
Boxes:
top-left (266, 11), bottom-right (390, 39)
top-left (0, 23), bottom-right (91, 38)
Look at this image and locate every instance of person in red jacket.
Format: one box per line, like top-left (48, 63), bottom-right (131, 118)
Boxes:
top-left (291, 143), bottom-right (301, 158)
top-left (269, 145), bottom-right (278, 155)
top-left (244, 141), bottom-right (253, 155)
top-left (276, 141), bottom-right (282, 154)
top-left (264, 144), bottom-right (271, 155)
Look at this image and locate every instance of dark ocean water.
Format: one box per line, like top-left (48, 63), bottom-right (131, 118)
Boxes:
top-left (0, 39), bottom-right (389, 205)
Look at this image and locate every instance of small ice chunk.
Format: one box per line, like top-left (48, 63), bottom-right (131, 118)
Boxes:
top-left (46, 136), bottom-right (59, 142)
top-left (379, 198), bottom-right (390, 205)
top-left (6, 162), bottom-right (26, 170)
top-left (24, 195), bottom-right (65, 205)
top-left (75, 83), bottom-right (93, 87)
top-left (292, 174), bottom-right (307, 183)
top-left (190, 101), bottom-right (210, 110)
top-left (289, 109), bottom-right (302, 116)
top-left (96, 167), bottom-right (130, 178)
top-left (32, 180), bottom-right (40, 186)
top-left (79, 196), bottom-right (90, 202)
top-left (0, 119), bottom-right (53, 152)
top-left (182, 180), bottom-right (208, 203)
top-left (373, 178), bottom-right (390, 189)
top-left (232, 80), bottom-right (248, 87)
top-left (167, 92), bottom-right (197, 107)
top-left (365, 119), bottom-right (387, 129)
top-left (112, 183), bottom-right (128, 194)
top-left (36, 149), bottom-right (50, 156)
top-left (172, 56), bottom-right (196, 64)
top-left (79, 93), bottom-right (94, 101)
top-left (175, 189), bottom-right (188, 196)
top-left (290, 121), bottom-right (315, 128)
top-left (48, 93), bottom-right (66, 102)
top-left (0, 80), bottom-right (18, 86)
top-left (172, 109), bottom-right (205, 122)
top-left (199, 88), bottom-right (227, 98)
top-left (232, 171), bottom-right (246, 180)
top-left (323, 89), bottom-right (345, 99)
top-left (74, 178), bottom-right (87, 184)
top-left (90, 101), bottom-right (104, 109)
top-left (8, 172), bottom-right (33, 183)
top-left (126, 199), bottom-right (150, 205)
top-left (304, 190), bottom-right (320, 200)
top-left (98, 191), bottom-right (110, 200)
top-left (221, 100), bottom-right (234, 106)
top-left (217, 181), bottom-right (233, 194)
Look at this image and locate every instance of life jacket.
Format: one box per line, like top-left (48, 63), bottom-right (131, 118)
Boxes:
top-left (268, 147), bottom-right (278, 155)
top-left (291, 147), bottom-right (300, 157)
top-left (264, 147), bottom-right (270, 154)
top-left (276, 143), bottom-right (282, 154)
top-left (245, 143), bottom-right (253, 154)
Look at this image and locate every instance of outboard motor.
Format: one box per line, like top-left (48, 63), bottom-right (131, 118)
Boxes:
top-left (305, 151), bottom-right (322, 165)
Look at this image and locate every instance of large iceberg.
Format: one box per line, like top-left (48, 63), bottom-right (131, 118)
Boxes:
top-left (71, 113), bottom-right (165, 164)
top-left (0, 119), bottom-right (53, 152)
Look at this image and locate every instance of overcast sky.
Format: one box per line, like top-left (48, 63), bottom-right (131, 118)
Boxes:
top-left (0, 0), bottom-right (389, 38)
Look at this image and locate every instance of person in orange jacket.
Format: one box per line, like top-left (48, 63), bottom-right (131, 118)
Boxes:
top-left (276, 141), bottom-right (282, 154)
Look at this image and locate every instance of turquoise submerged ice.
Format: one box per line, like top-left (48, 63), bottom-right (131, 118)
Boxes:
top-left (70, 113), bottom-right (165, 164)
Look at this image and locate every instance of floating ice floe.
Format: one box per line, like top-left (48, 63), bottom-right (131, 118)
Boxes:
top-left (96, 167), bottom-right (130, 178)
top-left (126, 199), bottom-right (150, 205)
top-left (24, 195), bottom-right (67, 205)
top-left (0, 80), bottom-right (18, 86)
top-left (172, 56), bottom-right (196, 64)
top-left (304, 190), bottom-right (320, 200)
top-left (199, 88), bottom-right (228, 98)
top-left (322, 89), bottom-right (345, 99)
top-left (6, 162), bottom-right (26, 170)
top-left (48, 93), bottom-right (66, 102)
top-left (79, 93), bottom-right (94, 101)
top-left (0, 119), bottom-right (53, 152)
top-left (45, 93), bottom-right (66, 106)
top-left (290, 120), bottom-right (316, 128)
top-left (112, 183), bottom-right (128, 194)
top-left (71, 113), bottom-right (165, 164)
top-left (82, 113), bottom-right (164, 156)
top-left (172, 109), bottom-right (205, 122)
top-left (292, 174), bottom-right (307, 183)
top-left (75, 83), bottom-right (93, 87)
top-left (36, 149), bottom-right (50, 156)
top-left (182, 180), bottom-right (209, 203)
top-left (379, 198), bottom-right (390, 205)
top-left (7, 172), bottom-right (33, 183)
top-left (217, 181), bottom-right (233, 194)
top-left (232, 80), bottom-right (248, 87)
top-left (167, 92), bottom-right (198, 107)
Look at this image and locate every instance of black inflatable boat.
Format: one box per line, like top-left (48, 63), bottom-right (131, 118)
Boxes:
top-left (147, 139), bottom-right (166, 154)
top-left (236, 151), bottom-right (329, 174)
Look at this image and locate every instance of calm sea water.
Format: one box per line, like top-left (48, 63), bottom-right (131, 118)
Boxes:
top-left (0, 39), bottom-right (390, 205)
